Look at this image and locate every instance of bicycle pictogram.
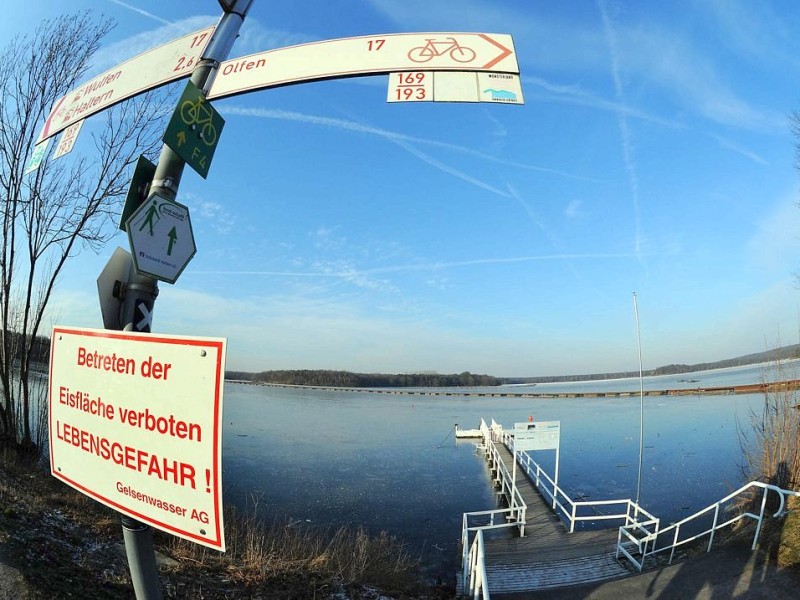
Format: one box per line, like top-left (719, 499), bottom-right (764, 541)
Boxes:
top-left (407, 37), bottom-right (476, 63)
top-left (179, 96), bottom-right (217, 146)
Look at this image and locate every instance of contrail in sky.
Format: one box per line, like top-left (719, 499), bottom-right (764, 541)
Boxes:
top-left (107, 0), bottom-right (172, 25)
top-left (192, 252), bottom-right (640, 278)
top-left (598, 0), bottom-right (645, 265)
top-left (379, 130), bottom-right (512, 198)
top-left (524, 75), bottom-right (767, 167)
top-left (224, 106), bottom-right (509, 197)
top-left (221, 106), bottom-right (599, 182)
top-left (523, 75), bottom-right (680, 130)
top-left (505, 183), bottom-right (585, 283)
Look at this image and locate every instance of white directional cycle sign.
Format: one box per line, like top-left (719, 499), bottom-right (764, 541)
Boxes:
top-left (208, 32), bottom-right (518, 100)
top-left (37, 26), bottom-right (215, 143)
top-left (126, 193), bottom-right (196, 284)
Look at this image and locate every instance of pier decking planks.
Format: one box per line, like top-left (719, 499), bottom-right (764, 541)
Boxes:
top-left (476, 441), bottom-right (631, 594)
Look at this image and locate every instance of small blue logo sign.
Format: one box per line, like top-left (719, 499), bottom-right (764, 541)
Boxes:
top-left (483, 88), bottom-right (517, 101)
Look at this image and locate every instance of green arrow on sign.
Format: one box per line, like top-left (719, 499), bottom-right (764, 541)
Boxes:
top-left (167, 226), bottom-right (178, 256)
top-left (176, 131), bottom-right (186, 146)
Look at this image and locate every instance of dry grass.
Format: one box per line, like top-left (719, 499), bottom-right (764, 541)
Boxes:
top-left (778, 496), bottom-right (800, 567)
top-left (166, 497), bottom-right (422, 594)
top-left (734, 356), bottom-right (800, 568)
top-left (0, 452), bottom-right (436, 599)
top-left (738, 357), bottom-right (800, 512)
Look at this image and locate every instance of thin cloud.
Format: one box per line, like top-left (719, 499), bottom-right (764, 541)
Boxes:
top-left (525, 75), bottom-right (770, 167)
top-left (710, 134), bottom-right (768, 165)
top-left (505, 183), bottom-right (586, 285)
top-left (375, 0), bottom-right (782, 132)
top-left (704, 0), bottom-right (797, 68)
top-left (91, 15), bottom-right (217, 74)
top-left (564, 200), bottom-right (585, 219)
top-left (313, 260), bottom-right (396, 292)
top-left (191, 252), bottom-right (640, 278)
top-left (219, 105), bottom-right (599, 182)
top-left (505, 183), bottom-right (555, 241)
top-left (598, 0), bottom-right (644, 266)
top-left (619, 24), bottom-right (784, 133)
top-left (107, 0), bottom-right (172, 25)
top-left (222, 106), bottom-right (510, 198)
top-left (523, 75), bottom-right (683, 130)
top-left (381, 132), bottom-right (512, 198)
top-left (483, 109), bottom-right (508, 139)
top-left (745, 192), bottom-right (800, 272)
top-left (233, 22), bottom-right (313, 57)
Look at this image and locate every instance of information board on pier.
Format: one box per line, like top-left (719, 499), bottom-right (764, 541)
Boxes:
top-left (48, 326), bottom-right (227, 550)
top-left (513, 420), bottom-right (560, 451)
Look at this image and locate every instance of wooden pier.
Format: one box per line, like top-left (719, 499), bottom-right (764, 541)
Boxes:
top-left (459, 430), bottom-right (638, 596)
top-left (460, 420), bottom-right (800, 597)
top-left (480, 443), bottom-right (629, 594)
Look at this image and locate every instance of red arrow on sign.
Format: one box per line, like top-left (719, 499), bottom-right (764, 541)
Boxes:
top-left (479, 34), bottom-right (514, 70)
top-left (38, 95), bottom-right (66, 143)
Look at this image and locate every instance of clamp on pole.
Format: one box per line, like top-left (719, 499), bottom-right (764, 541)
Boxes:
top-left (150, 178), bottom-right (178, 195)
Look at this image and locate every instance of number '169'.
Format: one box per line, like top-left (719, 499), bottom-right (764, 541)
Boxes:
top-left (394, 72), bottom-right (427, 101)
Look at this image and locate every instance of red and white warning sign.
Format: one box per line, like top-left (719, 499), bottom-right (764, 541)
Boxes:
top-left (48, 326), bottom-right (227, 550)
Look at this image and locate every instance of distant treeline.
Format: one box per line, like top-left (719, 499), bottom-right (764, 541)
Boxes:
top-left (500, 344), bottom-right (800, 384)
top-left (226, 369), bottom-right (500, 388)
top-left (3, 331), bottom-right (49, 365)
top-left (18, 330), bottom-right (800, 387)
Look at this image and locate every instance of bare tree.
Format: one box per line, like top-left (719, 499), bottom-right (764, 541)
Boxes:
top-left (0, 13), bottom-right (171, 454)
top-left (738, 356), bottom-right (800, 510)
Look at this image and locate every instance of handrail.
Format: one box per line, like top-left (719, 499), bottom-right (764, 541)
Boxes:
top-left (464, 530), bottom-right (490, 600)
top-left (497, 427), bottom-right (657, 534)
top-left (460, 507), bottom-right (521, 596)
top-left (460, 421), bottom-right (526, 596)
top-left (487, 438), bottom-right (528, 530)
top-left (618, 480), bottom-right (800, 571)
top-left (464, 419), bottom-right (800, 586)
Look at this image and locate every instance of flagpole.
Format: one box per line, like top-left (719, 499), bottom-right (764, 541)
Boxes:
top-left (633, 292), bottom-right (644, 508)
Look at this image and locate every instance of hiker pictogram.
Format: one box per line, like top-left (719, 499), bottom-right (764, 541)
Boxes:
top-left (138, 199), bottom-right (160, 235)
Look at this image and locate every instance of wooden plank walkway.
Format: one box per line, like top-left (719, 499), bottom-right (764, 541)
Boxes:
top-left (478, 442), bottom-right (632, 595)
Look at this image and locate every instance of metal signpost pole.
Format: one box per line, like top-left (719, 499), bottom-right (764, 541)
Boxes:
top-left (116, 2), bottom-right (253, 597)
top-left (116, 266), bottom-right (161, 600)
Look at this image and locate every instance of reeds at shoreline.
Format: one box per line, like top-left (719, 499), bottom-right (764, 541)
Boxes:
top-left (166, 499), bottom-right (422, 593)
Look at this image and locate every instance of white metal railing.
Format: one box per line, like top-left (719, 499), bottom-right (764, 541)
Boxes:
top-left (617, 481), bottom-right (800, 571)
top-left (497, 427), bottom-right (658, 534)
top-left (462, 419), bottom-right (800, 587)
top-left (487, 433), bottom-right (528, 534)
top-left (463, 530), bottom-right (490, 600)
top-left (460, 420), bottom-right (526, 597)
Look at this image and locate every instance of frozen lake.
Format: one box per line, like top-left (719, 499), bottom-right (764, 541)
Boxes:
top-left (221, 361), bottom-right (793, 578)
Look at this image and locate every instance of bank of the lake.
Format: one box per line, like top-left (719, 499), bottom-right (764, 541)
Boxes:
top-left (220, 361), bottom-right (795, 579)
top-left (0, 452), bottom-right (448, 598)
top-left (2, 360), bottom-right (798, 597)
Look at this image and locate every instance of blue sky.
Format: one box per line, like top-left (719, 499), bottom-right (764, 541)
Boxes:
top-left (10, 1), bottom-right (800, 376)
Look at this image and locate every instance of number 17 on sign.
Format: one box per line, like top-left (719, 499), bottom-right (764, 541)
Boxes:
top-left (387, 72), bottom-right (431, 102)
